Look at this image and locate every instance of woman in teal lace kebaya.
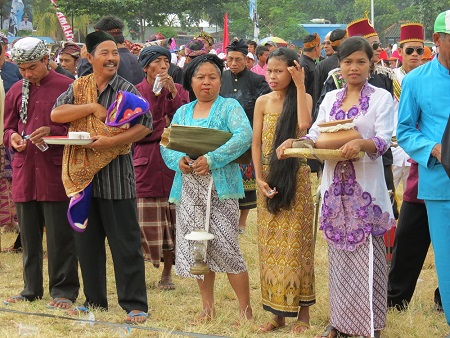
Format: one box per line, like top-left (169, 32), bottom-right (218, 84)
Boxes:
top-left (161, 54), bottom-right (253, 324)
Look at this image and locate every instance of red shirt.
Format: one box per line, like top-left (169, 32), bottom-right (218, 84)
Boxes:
top-left (134, 79), bottom-right (189, 198)
top-left (402, 160), bottom-right (423, 204)
top-left (3, 70), bottom-right (73, 202)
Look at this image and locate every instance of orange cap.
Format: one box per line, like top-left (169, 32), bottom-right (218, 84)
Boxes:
top-left (422, 46), bottom-right (432, 60)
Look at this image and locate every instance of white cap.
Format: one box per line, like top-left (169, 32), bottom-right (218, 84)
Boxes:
top-left (247, 52), bottom-right (255, 60)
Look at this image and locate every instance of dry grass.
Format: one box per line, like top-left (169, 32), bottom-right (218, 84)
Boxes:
top-left (0, 176), bottom-right (448, 337)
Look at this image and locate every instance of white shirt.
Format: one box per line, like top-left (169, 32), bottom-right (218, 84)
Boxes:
top-left (19, 20), bottom-right (33, 31)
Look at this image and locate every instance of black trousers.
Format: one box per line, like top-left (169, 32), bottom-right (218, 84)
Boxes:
top-left (16, 201), bottom-right (79, 301)
top-left (75, 198), bottom-right (148, 313)
top-left (388, 201), bottom-right (430, 308)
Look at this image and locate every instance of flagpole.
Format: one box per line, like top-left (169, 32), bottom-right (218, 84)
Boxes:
top-left (371, 0), bottom-right (374, 26)
top-left (254, 0), bottom-right (259, 41)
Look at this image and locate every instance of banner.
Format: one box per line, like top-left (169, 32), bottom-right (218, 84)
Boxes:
top-left (50, 0), bottom-right (74, 41)
top-left (249, 0), bottom-right (256, 22)
top-left (222, 13), bottom-right (229, 53)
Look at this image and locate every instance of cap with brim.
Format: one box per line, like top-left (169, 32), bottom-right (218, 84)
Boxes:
top-left (391, 50), bottom-right (402, 62)
top-left (399, 23), bottom-right (424, 45)
top-left (347, 17), bottom-right (377, 38)
top-left (265, 41), bottom-right (277, 47)
top-left (85, 31), bottom-right (116, 54)
top-left (247, 52), bottom-right (255, 60)
top-left (434, 10), bottom-right (450, 34)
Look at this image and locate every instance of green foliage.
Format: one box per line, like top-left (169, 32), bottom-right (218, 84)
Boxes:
top-left (34, 0), bottom-right (450, 44)
top-left (157, 26), bottom-right (178, 40)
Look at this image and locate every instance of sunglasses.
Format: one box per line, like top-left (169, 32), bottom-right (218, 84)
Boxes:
top-left (404, 47), bottom-right (424, 55)
top-left (371, 42), bottom-right (382, 50)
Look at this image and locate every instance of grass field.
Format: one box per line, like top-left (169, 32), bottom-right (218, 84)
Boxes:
top-left (0, 177), bottom-right (448, 337)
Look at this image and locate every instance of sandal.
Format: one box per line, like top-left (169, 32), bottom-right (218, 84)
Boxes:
top-left (46, 297), bottom-right (73, 309)
top-left (4, 295), bottom-right (27, 305)
top-left (315, 324), bottom-right (338, 338)
top-left (157, 280), bottom-right (176, 291)
top-left (66, 306), bottom-right (90, 316)
top-left (258, 319), bottom-right (286, 333)
top-left (124, 310), bottom-right (148, 324)
top-left (291, 320), bottom-right (310, 333)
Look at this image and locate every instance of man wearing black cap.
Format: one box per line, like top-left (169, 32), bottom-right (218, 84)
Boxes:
top-left (78, 15), bottom-right (144, 85)
top-left (220, 38), bottom-right (270, 233)
top-left (51, 31), bottom-right (151, 324)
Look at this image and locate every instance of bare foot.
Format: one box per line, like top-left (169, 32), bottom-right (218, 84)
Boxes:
top-left (189, 308), bottom-right (216, 325)
top-left (158, 275), bottom-right (175, 290)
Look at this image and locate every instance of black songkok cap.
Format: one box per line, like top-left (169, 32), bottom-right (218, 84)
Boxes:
top-left (85, 31), bottom-right (116, 54)
top-left (225, 38), bottom-right (248, 56)
top-left (182, 54), bottom-right (224, 93)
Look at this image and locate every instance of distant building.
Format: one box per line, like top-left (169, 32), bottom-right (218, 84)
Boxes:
top-left (383, 22), bottom-right (405, 46)
top-left (296, 23), bottom-right (347, 47)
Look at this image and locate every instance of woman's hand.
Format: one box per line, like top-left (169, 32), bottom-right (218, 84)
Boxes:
top-left (192, 156), bottom-right (210, 176)
top-left (159, 72), bottom-right (178, 98)
top-left (276, 138), bottom-right (296, 159)
top-left (256, 178), bottom-right (278, 199)
top-left (340, 139), bottom-right (363, 159)
top-left (179, 156), bottom-right (194, 174)
top-left (287, 60), bottom-right (306, 89)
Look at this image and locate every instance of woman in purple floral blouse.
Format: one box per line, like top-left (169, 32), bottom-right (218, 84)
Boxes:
top-left (278, 37), bottom-right (396, 338)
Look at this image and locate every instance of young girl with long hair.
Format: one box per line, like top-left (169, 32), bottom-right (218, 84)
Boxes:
top-left (252, 47), bottom-right (315, 333)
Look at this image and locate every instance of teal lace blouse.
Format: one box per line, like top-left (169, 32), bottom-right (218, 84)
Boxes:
top-left (161, 96), bottom-right (252, 204)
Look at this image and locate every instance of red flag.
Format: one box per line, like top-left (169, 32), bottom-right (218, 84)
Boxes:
top-left (222, 13), bottom-right (229, 53)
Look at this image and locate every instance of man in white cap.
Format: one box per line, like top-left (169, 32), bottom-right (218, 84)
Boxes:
top-left (2, 37), bottom-right (79, 309)
top-left (397, 10), bottom-right (450, 326)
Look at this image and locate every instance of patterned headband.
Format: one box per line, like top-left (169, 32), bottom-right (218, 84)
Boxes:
top-left (196, 31), bottom-right (214, 46)
top-left (304, 33), bottom-right (320, 49)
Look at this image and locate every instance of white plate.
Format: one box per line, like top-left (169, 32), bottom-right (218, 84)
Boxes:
top-left (43, 136), bottom-right (93, 145)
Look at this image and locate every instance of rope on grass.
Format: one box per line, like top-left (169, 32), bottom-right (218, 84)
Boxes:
top-left (0, 307), bottom-right (228, 337)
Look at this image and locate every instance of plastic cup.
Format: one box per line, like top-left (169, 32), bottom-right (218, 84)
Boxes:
top-left (18, 323), bottom-right (39, 336)
top-left (35, 141), bottom-right (49, 152)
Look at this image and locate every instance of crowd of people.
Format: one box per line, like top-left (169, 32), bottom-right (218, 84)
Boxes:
top-left (0, 9), bottom-right (449, 337)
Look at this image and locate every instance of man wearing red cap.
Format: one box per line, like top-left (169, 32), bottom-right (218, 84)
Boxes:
top-left (392, 23), bottom-right (425, 189)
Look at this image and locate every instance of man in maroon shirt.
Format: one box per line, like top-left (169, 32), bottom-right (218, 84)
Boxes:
top-left (2, 37), bottom-right (79, 308)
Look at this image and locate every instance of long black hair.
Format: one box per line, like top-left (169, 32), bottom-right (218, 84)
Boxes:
top-left (265, 47), bottom-right (301, 214)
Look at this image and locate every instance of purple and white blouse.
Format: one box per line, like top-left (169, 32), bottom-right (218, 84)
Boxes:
top-left (307, 82), bottom-right (396, 251)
